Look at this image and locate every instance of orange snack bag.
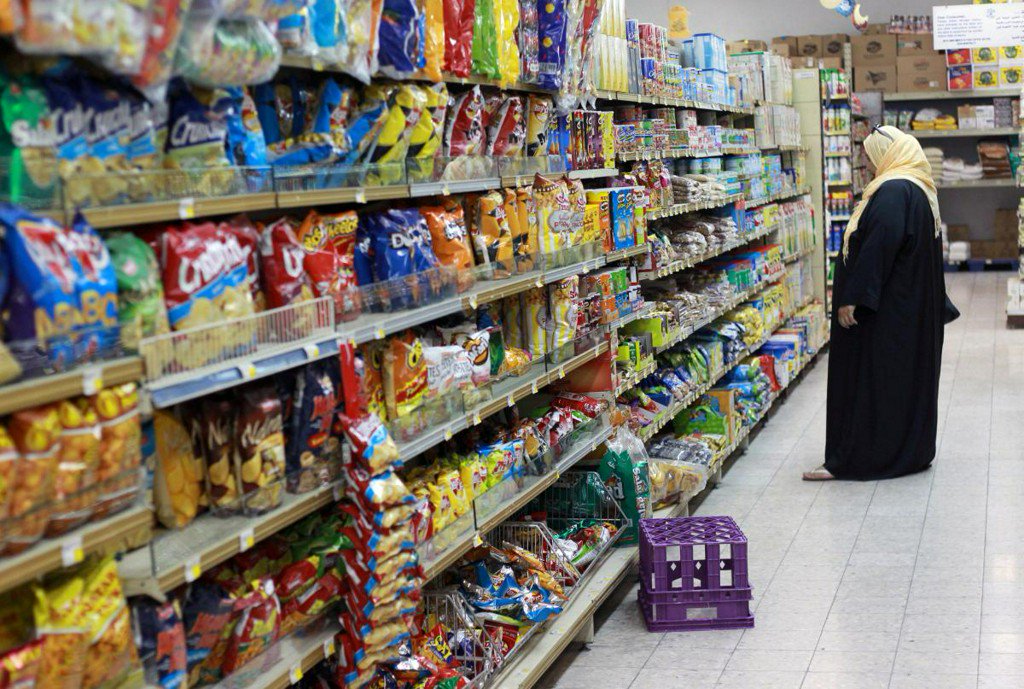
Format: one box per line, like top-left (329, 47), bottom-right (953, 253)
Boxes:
top-left (359, 341), bottom-right (388, 422)
top-left (382, 331), bottom-right (428, 419)
top-left (4, 406), bottom-right (61, 554)
top-left (469, 191), bottom-right (515, 278)
top-left (89, 383), bottom-right (142, 519)
top-left (47, 400), bottom-right (100, 536)
top-left (34, 575), bottom-right (88, 689)
top-left (80, 556), bottom-right (139, 689)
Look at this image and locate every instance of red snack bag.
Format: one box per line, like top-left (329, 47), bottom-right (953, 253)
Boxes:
top-left (337, 412), bottom-right (399, 474)
top-left (0, 638), bottom-right (43, 688)
top-left (279, 571), bottom-right (343, 636)
top-left (259, 218), bottom-right (316, 309)
top-left (486, 97), bottom-right (525, 156)
top-left (222, 215), bottom-right (265, 312)
top-left (550, 392), bottom-right (607, 418)
top-left (358, 341), bottom-right (388, 422)
top-left (221, 578), bottom-right (281, 674)
top-left (274, 556), bottom-right (321, 602)
top-left (443, 0), bottom-right (476, 77)
top-left (444, 87), bottom-right (485, 156)
top-left (296, 210), bottom-right (345, 300)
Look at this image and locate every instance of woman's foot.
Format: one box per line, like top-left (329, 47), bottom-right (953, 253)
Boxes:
top-left (802, 465), bottom-right (835, 481)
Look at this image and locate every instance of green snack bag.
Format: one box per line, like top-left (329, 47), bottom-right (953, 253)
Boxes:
top-left (600, 430), bottom-right (651, 546)
top-left (0, 75), bottom-right (58, 207)
top-left (471, 0), bottom-right (500, 78)
top-left (106, 232), bottom-right (170, 351)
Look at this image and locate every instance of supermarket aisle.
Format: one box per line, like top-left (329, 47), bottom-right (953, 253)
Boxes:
top-left (539, 272), bottom-right (1024, 689)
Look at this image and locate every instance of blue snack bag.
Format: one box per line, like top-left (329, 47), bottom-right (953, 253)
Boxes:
top-left (65, 212), bottom-right (120, 361)
top-left (353, 222), bottom-right (375, 286)
top-left (364, 209), bottom-right (415, 310)
top-left (537, 0), bottom-right (567, 90)
top-left (0, 203), bottom-right (79, 371)
top-left (342, 90), bottom-right (390, 164)
top-left (378, 0), bottom-right (423, 78)
top-left (222, 87), bottom-right (268, 167)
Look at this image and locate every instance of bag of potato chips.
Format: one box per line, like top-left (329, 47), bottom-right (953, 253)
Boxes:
top-left (153, 409), bottom-right (204, 529)
top-left (259, 217), bottom-right (317, 310)
top-left (106, 232), bottom-right (170, 352)
top-left (33, 573), bottom-right (88, 689)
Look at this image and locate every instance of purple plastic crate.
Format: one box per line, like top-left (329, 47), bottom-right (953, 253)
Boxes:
top-left (638, 586), bottom-right (754, 632)
top-left (639, 516), bottom-right (749, 593)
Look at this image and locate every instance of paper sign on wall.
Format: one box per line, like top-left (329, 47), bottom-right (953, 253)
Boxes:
top-left (934, 3), bottom-right (1024, 50)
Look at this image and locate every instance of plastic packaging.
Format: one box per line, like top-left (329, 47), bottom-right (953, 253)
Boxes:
top-left (443, 0), bottom-right (475, 77)
top-left (471, 0), bottom-right (499, 78)
top-left (176, 14), bottom-right (282, 88)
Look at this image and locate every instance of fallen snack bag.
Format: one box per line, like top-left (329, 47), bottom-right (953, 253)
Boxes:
top-left (260, 217), bottom-right (317, 309)
top-left (337, 412), bottom-right (400, 473)
top-left (550, 392), bottom-right (606, 418)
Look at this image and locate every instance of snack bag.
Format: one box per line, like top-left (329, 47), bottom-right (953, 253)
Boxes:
top-left (407, 83), bottom-right (448, 159)
top-left (0, 204), bottom-right (79, 371)
top-left (486, 96), bottom-right (525, 156)
top-left (365, 84), bottom-right (425, 164)
top-left (106, 232), bottom-right (170, 352)
top-left (443, 0), bottom-right (475, 76)
top-left (286, 359), bottom-right (341, 492)
top-left (176, 15), bottom-right (281, 88)
top-left (4, 405), bottom-right (60, 554)
top-left (48, 400), bottom-right (100, 536)
top-left (33, 574), bottom-right (88, 689)
top-left (469, 191), bottom-right (514, 278)
top-left (438, 325), bottom-right (490, 384)
top-left (495, 0), bottom-right (521, 86)
top-left (502, 294), bottom-right (524, 350)
top-left (75, 77), bottom-right (133, 206)
top-left (133, 599), bottom-right (187, 689)
top-left (377, 0), bottom-right (424, 79)
top-left (198, 397), bottom-right (240, 514)
top-left (421, 202), bottom-right (474, 273)
top-left (65, 213), bottom-right (120, 361)
top-left (223, 87), bottom-right (268, 167)
top-left (471, 0), bottom-right (499, 77)
top-left (1, 75), bottom-right (59, 206)
top-left (599, 428), bottom-right (650, 546)
top-left (382, 331), bottom-right (428, 418)
top-left (518, 0), bottom-right (539, 83)
top-left (532, 174), bottom-right (572, 255)
top-left (0, 639), bottom-right (43, 689)
top-left (417, 0), bottom-right (444, 81)
top-left (504, 188), bottom-right (535, 272)
top-left (163, 80), bottom-right (233, 170)
top-left (340, 0), bottom-right (385, 84)
top-left (182, 579), bottom-right (239, 686)
top-left (564, 177), bottom-right (587, 246)
top-left (259, 217), bottom-right (317, 311)
top-left (0, 424), bottom-right (16, 538)
top-left (423, 344), bottom-right (474, 398)
top-left (536, 0), bottom-right (566, 90)
top-left (296, 210), bottom-right (346, 302)
top-left (337, 412), bottom-right (400, 473)
top-left (237, 385), bottom-right (287, 514)
top-left (522, 287), bottom-right (548, 360)
top-left (153, 409), bottom-right (204, 529)
top-left (547, 277), bottom-right (578, 355)
top-left (222, 579), bottom-right (281, 674)
top-left (131, 0), bottom-right (193, 100)
top-left (444, 86), bottom-right (485, 156)
top-left (359, 341), bottom-right (388, 421)
top-left (81, 556), bottom-right (139, 689)
top-left (516, 186), bottom-right (539, 262)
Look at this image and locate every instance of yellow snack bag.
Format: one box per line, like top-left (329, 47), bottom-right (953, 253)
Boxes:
top-left (417, 0), bottom-right (445, 82)
top-left (523, 287), bottom-right (549, 360)
top-left (427, 481), bottom-right (452, 531)
top-left (439, 468), bottom-right (469, 517)
top-left (81, 556), bottom-right (138, 689)
top-left (547, 276), bottom-right (579, 354)
top-left (532, 174), bottom-right (571, 255)
top-left (153, 409), bottom-right (205, 529)
top-left (34, 575), bottom-right (88, 689)
top-left (495, 0), bottom-right (521, 87)
top-left (459, 455), bottom-right (487, 500)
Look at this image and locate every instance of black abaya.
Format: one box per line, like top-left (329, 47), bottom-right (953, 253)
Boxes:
top-left (825, 179), bottom-right (947, 480)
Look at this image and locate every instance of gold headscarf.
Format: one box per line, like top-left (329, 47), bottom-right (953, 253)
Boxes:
top-left (843, 125), bottom-right (942, 260)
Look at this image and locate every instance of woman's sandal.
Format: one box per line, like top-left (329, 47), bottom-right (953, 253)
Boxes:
top-left (802, 465), bottom-right (835, 481)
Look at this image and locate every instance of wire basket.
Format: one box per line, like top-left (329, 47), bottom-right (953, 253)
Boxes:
top-left (483, 521), bottom-right (581, 596)
top-left (420, 590), bottom-right (505, 686)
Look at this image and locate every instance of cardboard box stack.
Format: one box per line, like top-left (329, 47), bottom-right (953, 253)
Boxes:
top-left (852, 27), bottom-right (896, 92)
top-left (776, 34), bottom-right (847, 70)
top-left (896, 31), bottom-right (945, 93)
top-left (971, 210), bottom-right (1019, 260)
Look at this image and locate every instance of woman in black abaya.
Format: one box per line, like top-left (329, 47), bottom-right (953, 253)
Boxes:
top-left (803, 125), bottom-right (958, 481)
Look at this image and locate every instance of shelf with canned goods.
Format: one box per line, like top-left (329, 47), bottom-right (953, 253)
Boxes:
top-left (0, 504), bottom-right (152, 594)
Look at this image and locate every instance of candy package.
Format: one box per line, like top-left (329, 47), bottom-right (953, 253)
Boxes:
top-left (469, 192), bottom-right (514, 279)
top-left (444, 86), bottom-right (485, 156)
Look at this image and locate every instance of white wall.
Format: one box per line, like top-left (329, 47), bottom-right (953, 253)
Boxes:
top-left (630, 0), bottom-right (940, 41)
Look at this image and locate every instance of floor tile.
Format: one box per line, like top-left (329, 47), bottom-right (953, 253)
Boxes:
top-left (799, 672), bottom-right (889, 689)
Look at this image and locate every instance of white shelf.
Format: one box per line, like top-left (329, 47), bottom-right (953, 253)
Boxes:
top-left (910, 127), bottom-right (1019, 139)
top-left (885, 88), bottom-right (1021, 101)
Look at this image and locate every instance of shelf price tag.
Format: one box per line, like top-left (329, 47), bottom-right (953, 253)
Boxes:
top-left (184, 555), bottom-right (202, 583)
top-left (302, 342), bottom-right (321, 359)
top-left (472, 532), bottom-right (484, 547)
top-left (534, 278), bottom-right (544, 289)
top-left (374, 326), bottom-right (386, 340)
top-left (332, 483), bottom-right (344, 501)
top-left (355, 189), bottom-right (367, 204)
top-left (468, 295), bottom-right (478, 310)
top-left (311, 57), bottom-right (325, 71)
top-left (443, 428), bottom-right (453, 441)
top-left (472, 412), bottom-right (481, 426)
top-left (239, 362), bottom-right (257, 380)
top-left (81, 366), bottom-right (103, 395)
top-left (289, 666), bottom-right (304, 684)
top-left (506, 393), bottom-right (515, 408)
top-left (323, 638), bottom-right (336, 659)
top-left (178, 197), bottom-right (196, 220)
top-left (441, 183), bottom-right (451, 196)
top-left (557, 366), bottom-right (566, 380)
top-left (61, 535), bottom-right (84, 567)
top-left (239, 527), bottom-right (255, 552)
top-left (530, 380), bottom-right (538, 394)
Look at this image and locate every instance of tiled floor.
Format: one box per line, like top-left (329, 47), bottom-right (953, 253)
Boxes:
top-left (538, 273), bottom-right (1024, 689)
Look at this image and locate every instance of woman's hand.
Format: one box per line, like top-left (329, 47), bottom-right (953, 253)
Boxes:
top-left (838, 305), bottom-right (858, 328)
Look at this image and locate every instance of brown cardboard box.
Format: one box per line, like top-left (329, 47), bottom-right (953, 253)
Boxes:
top-left (771, 40), bottom-right (792, 57)
top-left (947, 224), bottom-right (971, 242)
top-left (863, 23), bottom-right (889, 35)
top-left (789, 56), bottom-right (816, 69)
top-left (897, 54), bottom-right (947, 91)
top-left (855, 64), bottom-right (897, 92)
top-left (822, 33), bottom-right (849, 58)
top-left (897, 32), bottom-right (936, 55)
top-left (995, 209), bottom-right (1018, 241)
top-left (970, 240), bottom-right (997, 259)
top-left (797, 35), bottom-right (824, 58)
top-left (727, 39), bottom-right (768, 54)
top-left (819, 57), bottom-right (843, 69)
top-left (852, 33), bottom-right (897, 65)
top-left (773, 36), bottom-right (799, 54)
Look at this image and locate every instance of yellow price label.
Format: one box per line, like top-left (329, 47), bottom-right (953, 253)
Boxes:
top-left (506, 393), bottom-right (515, 408)
top-left (530, 380), bottom-right (539, 394)
top-left (472, 412), bottom-right (482, 426)
top-left (441, 183), bottom-right (451, 196)
top-left (81, 367), bottom-right (103, 395)
top-left (61, 536), bottom-right (84, 567)
top-left (468, 295), bottom-right (478, 310)
top-left (444, 428), bottom-right (453, 441)
top-left (558, 366), bottom-right (566, 379)
top-left (374, 327), bottom-right (385, 340)
top-left (472, 532), bottom-right (484, 547)
top-left (240, 363), bottom-right (257, 379)
top-left (323, 638), bottom-right (336, 659)
top-left (535, 278), bottom-right (544, 289)
top-left (355, 189), bottom-right (367, 204)
top-left (311, 57), bottom-right (325, 71)
top-left (289, 666), bottom-right (303, 684)
top-left (303, 342), bottom-right (320, 359)
top-left (239, 528), bottom-right (255, 552)
top-left (184, 555), bottom-right (202, 583)
top-left (178, 197), bottom-right (196, 220)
